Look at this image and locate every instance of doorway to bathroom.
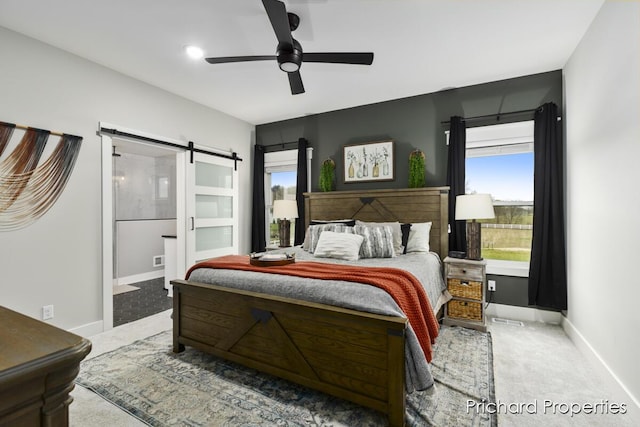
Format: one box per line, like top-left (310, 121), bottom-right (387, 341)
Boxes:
top-left (111, 139), bottom-right (177, 326)
top-left (100, 124), bottom-right (241, 331)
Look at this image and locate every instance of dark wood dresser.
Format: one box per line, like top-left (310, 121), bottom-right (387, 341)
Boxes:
top-left (0, 306), bottom-right (91, 426)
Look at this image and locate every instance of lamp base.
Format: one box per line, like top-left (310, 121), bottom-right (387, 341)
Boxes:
top-left (466, 220), bottom-right (483, 260)
top-left (278, 219), bottom-right (291, 248)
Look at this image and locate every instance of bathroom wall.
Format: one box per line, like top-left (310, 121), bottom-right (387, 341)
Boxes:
top-left (114, 152), bottom-right (176, 220)
top-left (114, 152), bottom-right (177, 282)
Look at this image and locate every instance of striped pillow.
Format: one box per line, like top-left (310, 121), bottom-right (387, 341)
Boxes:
top-left (354, 225), bottom-right (396, 258)
top-left (308, 224), bottom-right (354, 253)
top-left (355, 220), bottom-right (403, 255)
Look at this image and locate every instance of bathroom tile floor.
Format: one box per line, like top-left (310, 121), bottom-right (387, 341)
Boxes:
top-left (113, 277), bottom-right (172, 327)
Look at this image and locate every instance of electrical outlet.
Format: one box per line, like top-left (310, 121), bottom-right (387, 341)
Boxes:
top-left (488, 280), bottom-right (496, 292)
top-left (42, 305), bottom-right (54, 320)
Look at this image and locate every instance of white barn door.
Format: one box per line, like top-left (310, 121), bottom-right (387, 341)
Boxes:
top-left (186, 152), bottom-right (239, 266)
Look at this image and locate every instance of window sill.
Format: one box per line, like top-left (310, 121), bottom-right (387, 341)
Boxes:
top-left (485, 259), bottom-right (529, 277)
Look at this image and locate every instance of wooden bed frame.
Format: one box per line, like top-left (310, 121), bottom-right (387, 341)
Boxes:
top-left (171, 187), bottom-right (449, 426)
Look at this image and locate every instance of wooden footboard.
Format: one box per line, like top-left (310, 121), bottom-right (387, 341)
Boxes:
top-left (171, 279), bottom-right (407, 427)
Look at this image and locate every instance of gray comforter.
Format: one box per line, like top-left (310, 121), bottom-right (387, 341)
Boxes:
top-left (187, 247), bottom-right (448, 392)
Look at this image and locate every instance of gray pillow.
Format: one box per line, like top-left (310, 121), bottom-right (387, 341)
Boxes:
top-left (355, 220), bottom-right (403, 254)
top-left (354, 225), bottom-right (396, 258)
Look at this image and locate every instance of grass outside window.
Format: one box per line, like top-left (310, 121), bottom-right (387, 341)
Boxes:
top-left (480, 206), bottom-right (532, 262)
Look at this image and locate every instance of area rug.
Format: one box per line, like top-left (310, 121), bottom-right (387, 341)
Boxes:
top-left (76, 325), bottom-right (495, 426)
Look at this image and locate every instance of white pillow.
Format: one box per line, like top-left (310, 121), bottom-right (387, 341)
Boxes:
top-left (313, 231), bottom-right (364, 261)
top-left (405, 222), bottom-right (432, 253)
top-left (307, 224), bottom-right (354, 253)
top-left (303, 220), bottom-right (356, 251)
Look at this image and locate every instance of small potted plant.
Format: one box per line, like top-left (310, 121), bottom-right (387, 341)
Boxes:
top-left (319, 158), bottom-right (336, 192)
top-left (408, 149), bottom-right (425, 188)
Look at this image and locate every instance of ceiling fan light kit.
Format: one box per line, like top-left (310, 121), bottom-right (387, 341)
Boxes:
top-left (277, 40), bottom-right (302, 73)
top-left (204, 0), bottom-right (374, 95)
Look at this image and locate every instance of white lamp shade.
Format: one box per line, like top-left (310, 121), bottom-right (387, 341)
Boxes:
top-left (273, 200), bottom-right (298, 219)
top-left (455, 194), bottom-right (495, 220)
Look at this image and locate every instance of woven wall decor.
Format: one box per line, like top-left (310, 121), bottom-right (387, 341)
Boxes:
top-left (0, 121), bottom-right (82, 231)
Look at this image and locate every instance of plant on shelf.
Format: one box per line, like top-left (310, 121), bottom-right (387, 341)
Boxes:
top-left (408, 149), bottom-right (426, 188)
top-left (319, 158), bottom-right (336, 192)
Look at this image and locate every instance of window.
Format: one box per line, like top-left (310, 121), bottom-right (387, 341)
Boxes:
top-left (267, 170), bottom-right (297, 246)
top-left (265, 151), bottom-right (297, 247)
top-left (464, 121), bottom-right (534, 264)
top-left (263, 148), bottom-right (312, 247)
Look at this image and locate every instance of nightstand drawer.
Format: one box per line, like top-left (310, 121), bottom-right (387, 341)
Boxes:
top-left (446, 263), bottom-right (484, 281)
top-left (447, 300), bottom-right (483, 321)
top-left (447, 278), bottom-right (482, 301)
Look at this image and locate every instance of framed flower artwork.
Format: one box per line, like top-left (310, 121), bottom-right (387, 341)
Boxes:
top-left (343, 140), bottom-right (394, 183)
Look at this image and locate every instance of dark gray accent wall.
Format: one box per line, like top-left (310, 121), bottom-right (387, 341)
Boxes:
top-left (257, 71), bottom-right (563, 309)
top-left (256, 70), bottom-right (562, 192)
top-left (486, 274), bottom-right (529, 307)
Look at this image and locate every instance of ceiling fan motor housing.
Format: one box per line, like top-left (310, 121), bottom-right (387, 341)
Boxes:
top-left (277, 39), bottom-right (303, 73)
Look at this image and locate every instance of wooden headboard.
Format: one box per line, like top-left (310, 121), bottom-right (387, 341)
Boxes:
top-left (304, 187), bottom-right (449, 259)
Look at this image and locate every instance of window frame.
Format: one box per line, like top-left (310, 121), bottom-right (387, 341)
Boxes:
top-left (263, 148), bottom-right (313, 247)
top-left (448, 121), bottom-right (534, 277)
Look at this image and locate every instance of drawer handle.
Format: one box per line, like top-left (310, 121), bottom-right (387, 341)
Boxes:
top-left (461, 281), bottom-right (470, 286)
top-left (462, 269), bottom-right (467, 274)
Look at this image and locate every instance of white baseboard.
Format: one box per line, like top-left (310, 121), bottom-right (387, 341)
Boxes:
top-left (116, 270), bottom-right (164, 286)
top-left (562, 317), bottom-right (640, 422)
top-left (485, 303), bottom-right (562, 324)
top-left (68, 320), bottom-right (104, 338)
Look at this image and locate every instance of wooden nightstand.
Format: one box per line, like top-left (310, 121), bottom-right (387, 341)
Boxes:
top-left (443, 257), bottom-right (487, 332)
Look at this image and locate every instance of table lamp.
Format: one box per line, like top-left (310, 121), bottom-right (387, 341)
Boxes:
top-left (455, 194), bottom-right (495, 260)
top-left (273, 200), bottom-right (298, 247)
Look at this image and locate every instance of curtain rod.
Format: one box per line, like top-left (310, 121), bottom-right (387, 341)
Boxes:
top-left (258, 139), bottom-right (307, 153)
top-left (100, 127), bottom-right (243, 168)
top-left (264, 141), bottom-right (299, 147)
top-left (440, 108), bottom-right (540, 125)
top-left (10, 123), bottom-right (80, 138)
top-left (260, 140), bottom-right (300, 148)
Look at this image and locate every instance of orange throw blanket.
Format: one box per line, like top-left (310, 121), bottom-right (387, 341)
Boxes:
top-left (186, 255), bottom-right (439, 362)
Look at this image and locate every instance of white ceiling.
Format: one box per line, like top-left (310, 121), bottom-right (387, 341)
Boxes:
top-left (0, 0), bottom-right (604, 125)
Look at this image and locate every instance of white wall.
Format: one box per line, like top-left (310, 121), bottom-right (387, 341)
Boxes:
top-left (0, 26), bottom-right (254, 330)
top-left (564, 0), bottom-right (640, 415)
top-left (116, 219), bottom-right (175, 280)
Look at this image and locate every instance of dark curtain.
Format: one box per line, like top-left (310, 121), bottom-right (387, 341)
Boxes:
top-left (529, 102), bottom-right (567, 310)
top-left (294, 138), bottom-right (308, 245)
top-left (251, 144), bottom-right (266, 253)
top-left (446, 116), bottom-right (466, 253)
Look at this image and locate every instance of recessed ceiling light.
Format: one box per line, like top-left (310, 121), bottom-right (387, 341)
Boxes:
top-left (185, 45), bottom-right (204, 60)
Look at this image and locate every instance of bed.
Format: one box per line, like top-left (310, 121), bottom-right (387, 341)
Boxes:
top-left (171, 187), bottom-right (449, 427)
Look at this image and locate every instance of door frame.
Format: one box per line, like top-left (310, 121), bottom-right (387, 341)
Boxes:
top-left (100, 122), bottom-right (186, 331)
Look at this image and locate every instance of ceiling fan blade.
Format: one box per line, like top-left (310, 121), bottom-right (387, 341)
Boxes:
top-left (262, 0), bottom-right (293, 47)
top-left (288, 71), bottom-right (305, 95)
top-left (205, 55), bottom-right (276, 64)
top-left (303, 52), bottom-right (374, 65)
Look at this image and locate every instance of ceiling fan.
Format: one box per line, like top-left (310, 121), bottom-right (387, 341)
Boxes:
top-left (204, 0), bottom-right (374, 95)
